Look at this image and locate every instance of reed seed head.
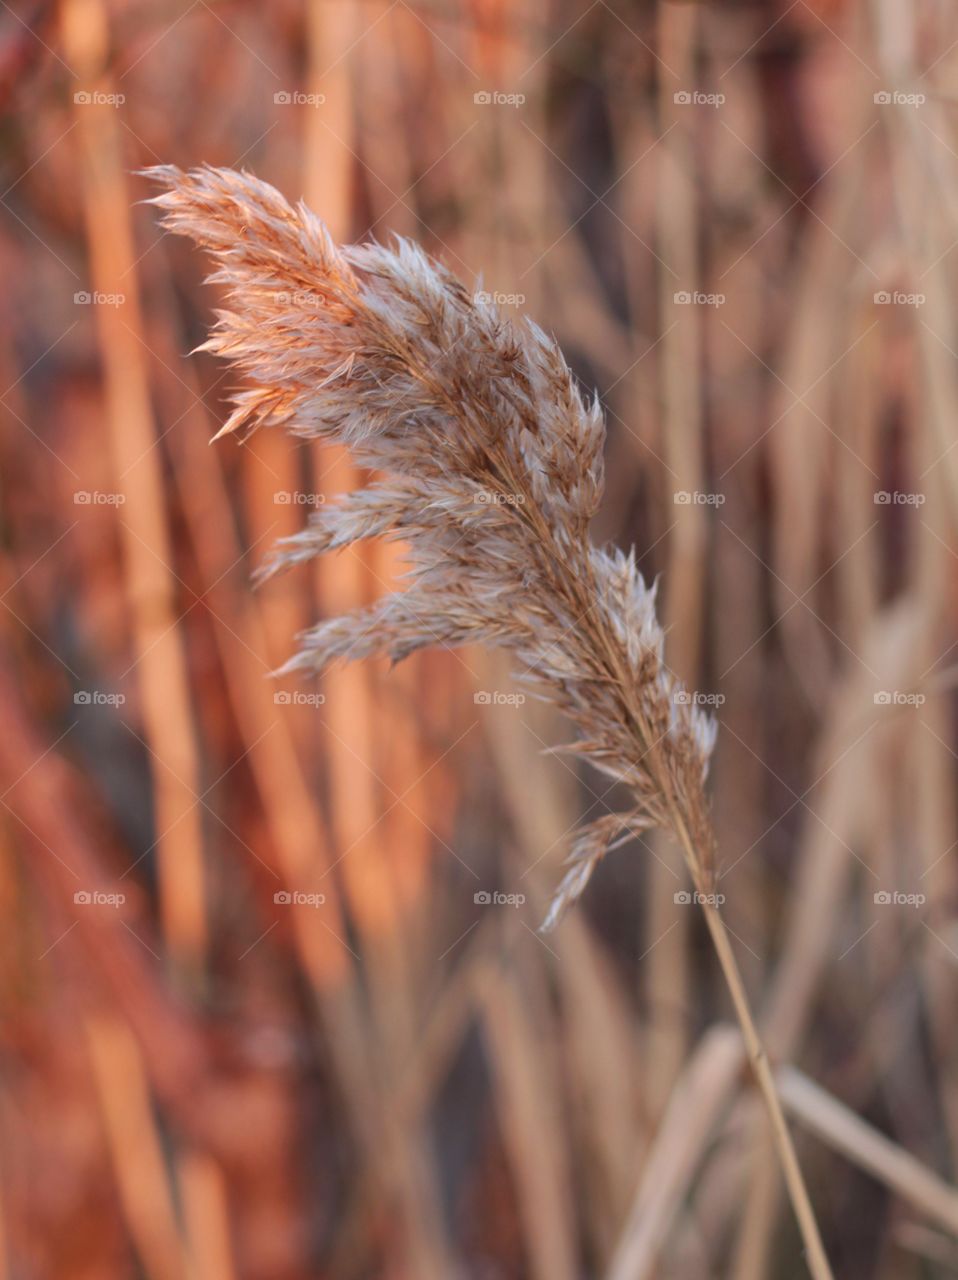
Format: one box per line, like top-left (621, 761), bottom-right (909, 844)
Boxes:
top-left (145, 164), bottom-right (718, 927)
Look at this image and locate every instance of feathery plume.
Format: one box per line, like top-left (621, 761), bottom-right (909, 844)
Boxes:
top-left (144, 162), bottom-right (718, 926)
top-left (144, 165), bottom-right (833, 1279)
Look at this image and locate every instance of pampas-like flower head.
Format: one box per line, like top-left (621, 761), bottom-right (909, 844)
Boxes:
top-left (145, 164), bottom-right (718, 928)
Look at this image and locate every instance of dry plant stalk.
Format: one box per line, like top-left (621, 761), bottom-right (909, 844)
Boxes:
top-left (145, 164), bottom-right (833, 1279)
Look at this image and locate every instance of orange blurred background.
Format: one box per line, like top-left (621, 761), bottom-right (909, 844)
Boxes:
top-left (2, 1), bottom-right (958, 1277)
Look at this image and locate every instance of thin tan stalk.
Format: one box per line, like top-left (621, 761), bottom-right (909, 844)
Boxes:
top-left (778, 1065), bottom-right (958, 1237)
top-left (700, 902), bottom-right (833, 1280)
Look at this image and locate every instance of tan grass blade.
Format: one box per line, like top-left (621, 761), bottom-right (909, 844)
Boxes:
top-left (606, 1025), bottom-right (744, 1280)
top-left (178, 1153), bottom-right (236, 1280)
top-left (85, 1017), bottom-right (187, 1280)
top-left (476, 957), bottom-right (579, 1280)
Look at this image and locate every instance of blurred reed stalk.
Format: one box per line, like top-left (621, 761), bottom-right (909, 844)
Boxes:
top-left (61, 0), bottom-right (207, 974)
top-left (647, 0), bottom-right (706, 1119)
top-left (146, 164), bottom-right (834, 1279)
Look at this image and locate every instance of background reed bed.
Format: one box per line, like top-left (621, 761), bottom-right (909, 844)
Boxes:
top-left (2, 1), bottom-right (957, 1277)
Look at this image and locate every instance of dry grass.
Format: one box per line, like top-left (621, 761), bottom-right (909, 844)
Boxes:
top-left (145, 160), bottom-right (838, 1272)
top-left (3, 2), bottom-right (958, 1278)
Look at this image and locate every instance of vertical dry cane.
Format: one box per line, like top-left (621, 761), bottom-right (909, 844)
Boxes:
top-left (145, 164), bottom-right (834, 1280)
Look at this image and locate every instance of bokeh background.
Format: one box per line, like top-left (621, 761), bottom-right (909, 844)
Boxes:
top-left (3, 0), bottom-right (958, 1276)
